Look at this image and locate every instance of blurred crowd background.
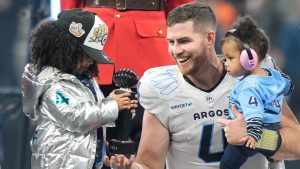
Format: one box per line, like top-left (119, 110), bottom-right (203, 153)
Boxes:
top-left (0, 0), bottom-right (299, 169)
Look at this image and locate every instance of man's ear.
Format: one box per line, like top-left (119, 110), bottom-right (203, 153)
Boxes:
top-left (206, 31), bottom-right (216, 48)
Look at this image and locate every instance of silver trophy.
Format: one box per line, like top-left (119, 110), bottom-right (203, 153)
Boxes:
top-left (108, 68), bottom-right (139, 158)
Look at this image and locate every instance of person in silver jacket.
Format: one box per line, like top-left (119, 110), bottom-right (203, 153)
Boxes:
top-left (21, 9), bottom-right (138, 169)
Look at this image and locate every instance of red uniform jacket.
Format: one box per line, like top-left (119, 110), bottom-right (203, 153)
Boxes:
top-left (61, 0), bottom-right (195, 84)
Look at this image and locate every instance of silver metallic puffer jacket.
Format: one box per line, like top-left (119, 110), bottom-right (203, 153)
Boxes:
top-left (21, 64), bottom-right (118, 169)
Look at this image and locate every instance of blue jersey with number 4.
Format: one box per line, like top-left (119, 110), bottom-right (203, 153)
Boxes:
top-left (229, 68), bottom-right (292, 124)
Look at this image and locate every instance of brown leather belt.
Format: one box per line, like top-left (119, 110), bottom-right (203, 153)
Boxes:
top-left (84, 0), bottom-right (164, 11)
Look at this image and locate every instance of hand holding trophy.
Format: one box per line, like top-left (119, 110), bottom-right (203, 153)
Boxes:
top-left (108, 68), bottom-right (139, 158)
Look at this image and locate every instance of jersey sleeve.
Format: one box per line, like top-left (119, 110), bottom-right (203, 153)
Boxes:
top-left (261, 54), bottom-right (277, 69)
top-left (137, 68), bottom-right (173, 127)
top-left (237, 89), bottom-right (264, 141)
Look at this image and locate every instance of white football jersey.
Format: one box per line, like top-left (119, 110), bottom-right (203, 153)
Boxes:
top-left (138, 65), bottom-right (267, 169)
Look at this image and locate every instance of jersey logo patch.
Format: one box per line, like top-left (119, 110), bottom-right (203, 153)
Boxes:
top-left (170, 101), bottom-right (193, 113)
top-left (150, 69), bottom-right (179, 95)
top-left (206, 95), bottom-right (214, 103)
top-left (55, 91), bottom-right (69, 105)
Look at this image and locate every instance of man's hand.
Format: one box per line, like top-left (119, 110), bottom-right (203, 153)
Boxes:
top-left (216, 104), bottom-right (246, 145)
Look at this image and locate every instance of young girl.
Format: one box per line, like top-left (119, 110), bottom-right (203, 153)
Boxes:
top-left (219, 15), bottom-right (293, 169)
top-left (22, 9), bottom-right (138, 169)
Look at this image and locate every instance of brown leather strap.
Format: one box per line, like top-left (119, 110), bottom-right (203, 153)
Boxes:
top-left (84, 0), bottom-right (164, 11)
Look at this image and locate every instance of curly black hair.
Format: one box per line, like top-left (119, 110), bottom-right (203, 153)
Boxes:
top-left (221, 15), bottom-right (270, 61)
top-left (233, 15), bottom-right (269, 61)
top-left (29, 19), bottom-right (99, 76)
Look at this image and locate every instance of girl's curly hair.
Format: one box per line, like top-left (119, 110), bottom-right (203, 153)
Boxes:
top-left (232, 15), bottom-right (269, 61)
top-left (220, 15), bottom-right (270, 62)
top-left (29, 19), bottom-right (99, 76)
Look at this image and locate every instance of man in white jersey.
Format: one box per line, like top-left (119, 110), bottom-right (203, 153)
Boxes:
top-left (104, 2), bottom-right (300, 169)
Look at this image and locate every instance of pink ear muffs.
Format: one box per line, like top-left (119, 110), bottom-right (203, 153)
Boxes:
top-left (225, 29), bottom-right (258, 71)
top-left (240, 48), bottom-right (258, 71)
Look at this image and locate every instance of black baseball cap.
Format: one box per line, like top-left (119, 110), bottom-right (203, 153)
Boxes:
top-left (55, 8), bottom-right (113, 64)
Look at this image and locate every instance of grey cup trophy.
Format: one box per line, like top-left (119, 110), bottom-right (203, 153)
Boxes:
top-left (108, 68), bottom-right (139, 158)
